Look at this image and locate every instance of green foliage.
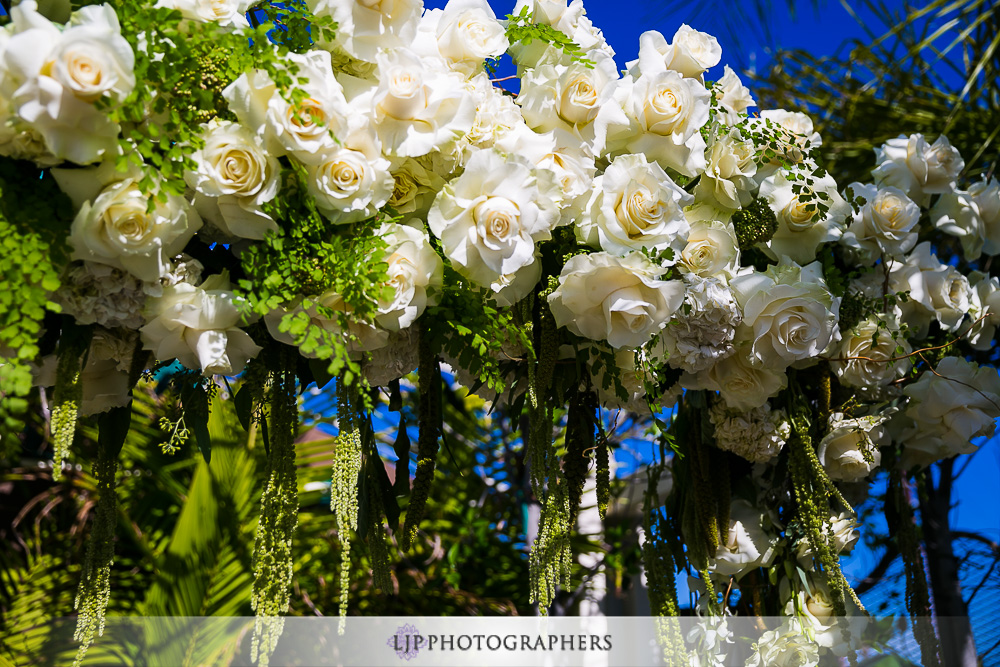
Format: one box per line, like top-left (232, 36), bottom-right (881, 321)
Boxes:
top-left (731, 197), bottom-right (779, 251)
top-left (502, 7), bottom-right (595, 68)
top-left (0, 160), bottom-right (74, 453)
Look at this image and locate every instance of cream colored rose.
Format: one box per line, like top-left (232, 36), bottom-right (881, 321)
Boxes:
top-left (932, 188), bottom-right (986, 260)
top-left (693, 127), bottom-right (757, 210)
top-left (709, 500), bottom-right (777, 578)
top-left (832, 315), bottom-right (911, 391)
top-left (547, 251), bottom-right (685, 349)
top-left (901, 357), bottom-right (1000, 467)
top-left (432, 0), bottom-right (508, 73)
top-left (890, 242), bottom-right (970, 336)
top-left (308, 0), bottom-right (422, 63)
top-left (186, 120), bottom-right (280, 240)
top-left (578, 152), bottom-right (691, 257)
top-left (387, 156), bottom-right (446, 216)
top-left (796, 512), bottom-right (859, 565)
top-left (714, 65), bottom-right (755, 123)
top-left (729, 258), bottom-right (839, 369)
top-left (842, 182), bottom-right (920, 262)
top-left (759, 170), bottom-right (851, 264)
top-left (967, 274), bottom-right (1000, 351)
top-left (970, 177), bottom-right (1000, 255)
top-left (683, 345), bottom-right (787, 411)
top-left (155, 0), bottom-right (250, 28)
top-left (306, 130), bottom-right (394, 224)
top-left (679, 219), bottom-right (739, 279)
top-left (817, 412), bottom-right (892, 482)
top-left (141, 272), bottom-right (261, 376)
top-left (428, 149), bottom-right (560, 287)
top-left (873, 133), bottom-right (964, 204)
top-left (632, 26), bottom-right (721, 80)
top-left (375, 222), bottom-right (443, 331)
top-left (606, 70), bottom-right (710, 177)
top-left (746, 625), bottom-right (819, 667)
top-left (68, 177), bottom-right (203, 282)
top-left (372, 48), bottom-right (476, 157)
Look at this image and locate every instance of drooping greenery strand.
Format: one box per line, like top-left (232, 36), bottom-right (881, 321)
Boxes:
top-left (365, 478), bottom-right (394, 595)
top-left (595, 435), bottom-right (610, 521)
top-left (528, 477), bottom-right (572, 613)
top-left (250, 349), bottom-right (299, 667)
top-left (50, 328), bottom-right (92, 481)
top-left (331, 379), bottom-right (362, 621)
top-left (71, 441), bottom-right (118, 667)
top-left (563, 389), bottom-right (595, 526)
top-left (523, 287), bottom-right (559, 497)
top-left (400, 323), bottom-right (440, 551)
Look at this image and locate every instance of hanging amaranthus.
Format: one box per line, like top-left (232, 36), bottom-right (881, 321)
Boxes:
top-left (400, 323), bottom-right (439, 551)
top-left (51, 326), bottom-right (92, 481)
top-left (250, 348), bottom-right (299, 667)
top-left (72, 438), bottom-right (118, 667)
top-left (331, 378), bottom-right (362, 623)
top-left (528, 477), bottom-right (572, 612)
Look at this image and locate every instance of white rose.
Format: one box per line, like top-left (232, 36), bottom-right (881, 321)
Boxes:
top-left (758, 110), bottom-right (821, 151)
top-left (872, 133), bottom-right (964, 203)
top-left (758, 170), bottom-right (851, 264)
top-left (901, 357), bottom-right (1000, 467)
top-left (578, 152), bottom-right (691, 257)
top-left (629, 26), bottom-right (721, 80)
top-left (841, 182), bottom-right (920, 262)
top-left (714, 66), bottom-right (755, 124)
top-left (745, 625), bottom-right (819, 667)
top-left (455, 72), bottom-right (525, 158)
top-left (266, 290), bottom-right (388, 355)
top-left (693, 127), bottom-right (757, 210)
top-left (428, 149), bottom-right (560, 287)
top-left (781, 579), bottom-right (865, 656)
top-left (371, 48), bottom-right (476, 157)
top-left (155, 0), bottom-right (250, 28)
top-left (223, 50), bottom-right (353, 161)
top-left (547, 251), bottom-right (684, 349)
top-left (306, 128), bottom-right (394, 224)
top-left (517, 49), bottom-right (623, 155)
top-left (535, 130), bottom-right (598, 224)
top-left (967, 274), bottom-right (1000, 351)
top-left (729, 258), bottom-right (839, 369)
top-left (682, 345), bottom-right (787, 411)
top-left (431, 0), bottom-right (508, 74)
top-left (679, 218), bottom-right (740, 279)
top-left (606, 70), bottom-right (710, 176)
top-left (375, 222), bottom-right (443, 331)
top-left (489, 261), bottom-right (543, 307)
top-left (68, 176), bottom-right (203, 282)
top-left (3, 2), bottom-right (134, 164)
top-left (931, 189), bottom-right (986, 260)
top-left (186, 120), bottom-right (280, 240)
top-left (308, 0), bottom-right (422, 63)
top-left (796, 512), bottom-right (859, 565)
top-left (970, 177), bottom-right (1000, 255)
top-left (889, 242), bottom-right (970, 336)
top-left (140, 272), bottom-right (261, 376)
top-left (831, 315), bottom-right (911, 391)
top-left (710, 500), bottom-right (777, 578)
top-left (817, 412), bottom-right (892, 482)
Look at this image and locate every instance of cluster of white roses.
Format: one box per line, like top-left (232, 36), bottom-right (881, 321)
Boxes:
top-left (4, 0), bottom-right (1000, 655)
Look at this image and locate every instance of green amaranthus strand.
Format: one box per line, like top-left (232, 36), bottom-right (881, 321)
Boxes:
top-left (250, 349), bottom-right (299, 667)
top-left (595, 436), bottom-right (610, 520)
top-left (51, 327), bottom-right (92, 481)
top-left (889, 461), bottom-right (940, 667)
top-left (72, 440), bottom-right (118, 667)
top-left (331, 379), bottom-right (362, 623)
top-left (400, 323), bottom-right (440, 551)
top-left (528, 477), bottom-right (572, 613)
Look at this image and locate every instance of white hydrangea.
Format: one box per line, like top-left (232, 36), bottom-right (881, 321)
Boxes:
top-left (363, 327), bottom-right (418, 387)
top-left (659, 275), bottom-right (740, 374)
top-left (709, 400), bottom-right (790, 464)
top-left (54, 262), bottom-right (149, 329)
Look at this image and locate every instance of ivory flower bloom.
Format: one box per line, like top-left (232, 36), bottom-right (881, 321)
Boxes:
top-left (375, 222), bottom-right (443, 331)
top-left (679, 218), bottom-right (740, 279)
top-left (547, 251), bottom-right (684, 349)
top-left (758, 170), bottom-right (851, 264)
top-left (872, 133), bottom-right (964, 203)
top-left (714, 66), bottom-right (755, 124)
top-left (423, 0), bottom-right (508, 75)
top-left (578, 153), bottom-right (691, 257)
top-left (889, 242), bottom-right (970, 336)
top-left (710, 500), bottom-right (777, 578)
top-left (308, 0), bottom-right (422, 63)
top-left (694, 127), bottom-right (757, 210)
top-left (2, 1), bottom-right (134, 163)
top-left (817, 412), bottom-right (892, 482)
top-left (186, 120), bottom-right (280, 240)
top-left (967, 275), bottom-right (1000, 351)
top-left (729, 258), bottom-right (839, 369)
top-left (371, 48), bottom-right (476, 157)
top-left (932, 188), bottom-right (987, 260)
top-left (630, 26), bottom-right (721, 80)
top-left (683, 345), bottom-right (787, 411)
top-left (140, 272), bottom-right (261, 376)
top-left (901, 357), bottom-right (1000, 467)
top-left (745, 625), bottom-right (819, 667)
top-left (841, 183), bottom-right (920, 262)
top-left (68, 177), bottom-right (203, 282)
top-left (709, 401), bottom-right (790, 463)
top-left (306, 130), bottom-right (394, 224)
top-left (155, 0), bottom-right (250, 28)
top-left (831, 315), bottom-right (911, 392)
top-left (659, 275), bottom-right (740, 373)
top-left (428, 149), bottom-right (559, 287)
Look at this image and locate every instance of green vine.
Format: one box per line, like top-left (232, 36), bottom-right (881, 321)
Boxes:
top-left (331, 378), bottom-right (362, 623)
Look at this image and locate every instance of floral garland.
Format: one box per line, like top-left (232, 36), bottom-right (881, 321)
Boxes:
top-left (0, 0), bottom-right (998, 665)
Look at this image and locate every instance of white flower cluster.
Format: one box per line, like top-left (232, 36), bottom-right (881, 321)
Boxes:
top-left (708, 400), bottom-right (790, 464)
